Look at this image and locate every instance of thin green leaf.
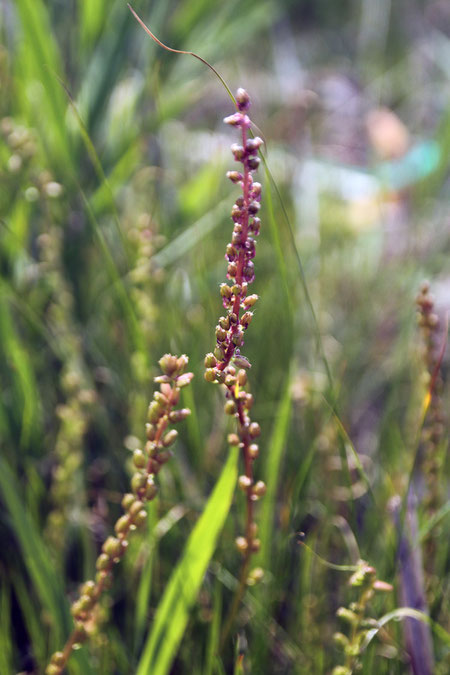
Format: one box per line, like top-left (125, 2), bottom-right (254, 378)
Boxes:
top-left (136, 446), bottom-right (239, 675)
top-left (256, 375), bottom-right (292, 570)
top-left (361, 607), bottom-right (450, 651)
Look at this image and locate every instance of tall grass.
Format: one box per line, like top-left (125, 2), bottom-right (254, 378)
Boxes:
top-left (0, 1), bottom-right (449, 673)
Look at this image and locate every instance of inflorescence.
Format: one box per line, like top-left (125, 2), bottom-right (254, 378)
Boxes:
top-left (45, 355), bottom-right (193, 675)
top-left (204, 88), bottom-right (265, 571)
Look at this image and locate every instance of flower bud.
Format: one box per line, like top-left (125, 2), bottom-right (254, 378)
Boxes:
top-left (231, 143), bottom-right (245, 160)
top-left (253, 480), bottom-right (266, 497)
top-left (147, 400), bottom-right (162, 423)
top-left (204, 368), bottom-right (217, 382)
top-left (224, 112), bottom-right (243, 126)
top-left (158, 354), bottom-right (178, 376)
top-left (238, 475), bottom-right (252, 491)
top-left (176, 372), bottom-right (193, 387)
top-left (80, 580), bottom-right (96, 597)
top-left (156, 450), bottom-right (171, 465)
top-left (236, 88), bottom-right (250, 111)
top-left (237, 369), bottom-right (247, 386)
top-left (240, 312), bottom-right (253, 329)
top-left (235, 536), bottom-right (248, 553)
top-left (50, 652), bottom-right (66, 667)
top-left (154, 391), bottom-right (168, 405)
top-left (219, 315), bottom-right (230, 330)
top-left (204, 353), bottom-right (217, 368)
top-left (146, 423), bottom-right (156, 440)
top-left (129, 500), bottom-right (145, 517)
top-left (220, 283), bottom-right (232, 299)
top-left (133, 449), bottom-right (146, 469)
top-left (134, 509), bottom-right (148, 526)
top-left (96, 553), bottom-right (110, 571)
top-left (144, 478), bottom-right (158, 500)
top-left (115, 515), bottom-right (130, 535)
top-left (224, 400), bottom-right (237, 415)
top-left (251, 538), bottom-right (261, 552)
top-left (249, 422), bottom-right (261, 437)
top-left (162, 429), bottom-right (178, 447)
top-left (228, 433), bottom-right (240, 446)
top-left (169, 408), bottom-right (191, 422)
top-left (102, 536), bottom-right (122, 558)
top-left (131, 471), bottom-right (147, 494)
top-left (226, 170), bottom-right (243, 182)
top-left (246, 137), bottom-right (263, 153)
top-left (122, 493), bottom-right (135, 510)
top-left (243, 294), bottom-right (258, 307)
top-left (248, 443), bottom-right (259, 459)
top-left (248, 156), bottom-right (260, 170)
top-left (214, 345), bottom-right (225, 361)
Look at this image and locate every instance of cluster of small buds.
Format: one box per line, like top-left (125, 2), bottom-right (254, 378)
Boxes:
top-left (204, 88), bottom-right (262, 383)
top-left (415, 282), bottom-right (446, 517)
top-left (332, 560), bottom-right (393, 675)
top-left (203, 89), bottom-right (265, 575)
top-left (45, 355), bottom-right (193, 675)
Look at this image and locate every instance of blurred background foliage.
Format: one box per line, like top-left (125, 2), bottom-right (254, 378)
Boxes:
top-left (0, 0), bottom-right (449, 673)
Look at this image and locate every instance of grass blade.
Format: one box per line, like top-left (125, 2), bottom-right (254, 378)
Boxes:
top-left (136, 446), bottom-right (239, 675)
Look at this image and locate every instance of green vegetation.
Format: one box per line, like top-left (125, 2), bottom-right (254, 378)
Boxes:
top-left (1, 1), bottom-right (448, 673)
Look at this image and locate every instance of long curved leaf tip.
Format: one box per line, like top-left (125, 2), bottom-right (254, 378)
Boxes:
top-left (127, 4), bottom-right (236, 106)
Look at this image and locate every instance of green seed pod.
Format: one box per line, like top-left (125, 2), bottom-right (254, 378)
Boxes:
top-left (249, 422), bottom-right (261, 438)
top-left (115, 515), bottom-right (130, 535)
top-left (78, 594), bottom-right (94, 611)
top-left (336, 607), bottom-right (358, 625)
top-left (219, 315), bottom-right (230, 330)
top-left (158, 354), bottom-right (178, 376)
top-left (228, 433), bottom-right (240, 446)
top-left (333, 632), bottom-right (350, 648)
top-left (214, 346), bottom-right (225, 361)
top-left (133, 449), bottom-right (146, 469)
top-left (96, 553), bottom-right (110, 570)
top-left (147, 400), bottom-right (162, 424)
top-left (215, 370), bottom-right (226, 384)
top-left (144, 478), bottom-right (158, 500)
top-left (134, 509), bottom-right (148, 526)
top-left (220, 283), bottom-right (232, 299)
top-left (50, 651), bottom-right (65, 666)
top-left (154, 391), bottom-right (168, 405)
top-left (229, 312), bottom-right (238, 324)
top-left (129, 500), bottom-right (145, 517)
top-left (102, 536), bottom-right (122, 558)
top-left (204, 368), bottom-right (217, 382)
top-left (122, 493), bottom-right (135, 511)
top-left (215, 326), bottom-right (227, 342)
top-left (131, 471), bottom-right (147, 494)
top-left (146, 423), bottom-right (156, 440)
top-left (46, 663), bottom-right (61, 675)
top-left (162, 429), bottom-right (178, 447)
top-left (204, 353), bottom-right (217, 368)
top-left (80, 580), bottom-right (96, 598)
top-left (231, 284), bottom-right (242, 296)
top-left (224, 400), bottom-right (237, 415)
top-left (225, 374), bottom-right (236, 387)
